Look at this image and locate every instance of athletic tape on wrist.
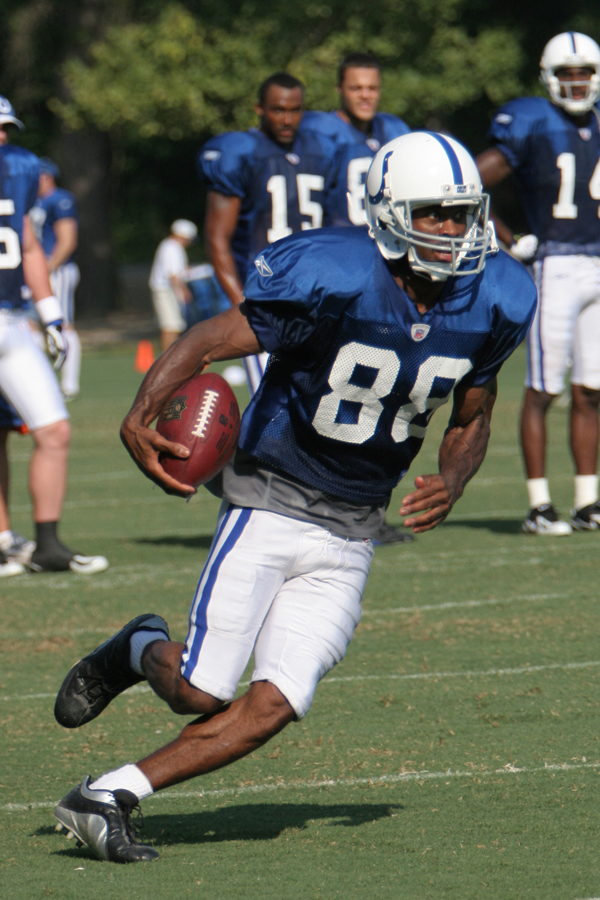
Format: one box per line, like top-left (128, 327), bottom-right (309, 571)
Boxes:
top-left (36, 296), bottom-right (63, 326)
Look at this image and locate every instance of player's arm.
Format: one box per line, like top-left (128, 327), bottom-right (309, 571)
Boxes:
top-left (204, 191), bottom-right (244, 306)
top-left (47, 217), bottom-right (78, 273)
top-left (475, 148), bottom-right (518, 249)
top-left (400, 377), bottom-right (497, 533)
top-left (120, 303), bottom-right (261, 496)
top-left (22, 215), bottom-right (68, 368)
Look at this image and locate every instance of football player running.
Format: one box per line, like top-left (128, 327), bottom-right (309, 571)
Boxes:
top-left (53, 133), bottom-right (536, 863)
top-left (198, 72), bottom-right (336, 395)
top-left (301, 53), bottom-right (410, 227)
top-left (0, 111), bottom-right (108, 574)
top-left (477, 32), bottom-right (600, 535)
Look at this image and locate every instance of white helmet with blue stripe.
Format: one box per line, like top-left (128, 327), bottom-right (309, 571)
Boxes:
top-left (540, 32), bottom-right (600, 114)
top-left (365, 131), bottom-right (493, 282)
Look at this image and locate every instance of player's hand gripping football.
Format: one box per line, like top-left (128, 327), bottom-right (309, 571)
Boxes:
top-left (45, 323), bottom-right (68, 370)
top-left (399, 474), bottom-right (458, 533)
top-left (120, 414), bottom-right (196, 498)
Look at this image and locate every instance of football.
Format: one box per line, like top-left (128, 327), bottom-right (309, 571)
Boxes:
top-left (156, 371), bottom-right (241, 487)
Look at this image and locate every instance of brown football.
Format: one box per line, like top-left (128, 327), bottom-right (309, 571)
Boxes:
top-left (156, 372), bottom-right (241, 487)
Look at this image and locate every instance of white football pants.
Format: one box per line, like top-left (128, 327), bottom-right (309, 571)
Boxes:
top-left (243, 351), bottom-right (270, 397)
top-left (181, 504), bottom-right (373, 718)
top-left (0, 312), bottom-right (68, 430)
top-left (527, 255), bottom-right (600, 394)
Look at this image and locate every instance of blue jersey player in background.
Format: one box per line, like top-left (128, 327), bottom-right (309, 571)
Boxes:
top-left (198, 72), bottom-right (336, 395)
top-left (31, 157), bottom-right (82, 401)
top-left (301, 53), bottom-right (410, 227)
top-left (0, 125), bottom-right (107, 575)
top-left (477, 32), bottom-right (600, 536)
top-left (53, 132), bottom-right (536, 863)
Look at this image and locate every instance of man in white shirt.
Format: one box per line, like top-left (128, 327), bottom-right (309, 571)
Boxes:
top-left (149, 220), bottom-right (197, 352)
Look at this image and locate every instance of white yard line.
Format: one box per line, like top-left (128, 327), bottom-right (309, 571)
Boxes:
top-left (3, 658), bottom-right (600, 705)
top-left (0, 592), bottom-right (565, 639)
top-left (361, 592), bottom-right (564, 616)
top-left (3, 759), bottom-right (600, 814)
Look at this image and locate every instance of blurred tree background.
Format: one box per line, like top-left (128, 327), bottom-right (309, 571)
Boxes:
top-left (1, 0), bottom-right (599, 314)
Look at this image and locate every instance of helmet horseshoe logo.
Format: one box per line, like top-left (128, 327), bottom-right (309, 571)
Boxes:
top-left (367, 151), bottom-right (394, 205)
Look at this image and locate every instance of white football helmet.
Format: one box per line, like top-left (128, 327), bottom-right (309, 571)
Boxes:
top-left (365, 132), bottom-right (494, 281)
top-left (540, 32), bottom-right (600, 114)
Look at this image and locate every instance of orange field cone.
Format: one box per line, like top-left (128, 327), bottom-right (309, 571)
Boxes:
top-left (134, 340), bottom-right (155, 374)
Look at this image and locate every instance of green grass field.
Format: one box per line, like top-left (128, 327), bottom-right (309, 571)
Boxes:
top-left (1, 342), bottom-right (600, 900)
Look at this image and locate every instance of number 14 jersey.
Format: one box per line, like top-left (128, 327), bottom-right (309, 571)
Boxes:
top-left (240, 228), bottom-right (536, 507)
top-left (488, 96), bottom-right (600, 255)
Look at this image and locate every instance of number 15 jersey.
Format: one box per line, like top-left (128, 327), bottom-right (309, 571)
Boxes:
top-left (488, 96), bottom-right (600, 256)
top-left (240, 228), bottom-right (537, 507)
top-left (197, 128), bottom-right (336, 283)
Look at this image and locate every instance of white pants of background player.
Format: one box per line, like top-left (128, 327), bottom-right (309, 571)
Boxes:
top-left (0, 312), bottom-right (68, 429)
top-left (181, 504), bottom-right (373, 718)
top-left (527, 255), bottom-right (600, 393)
top-left (242, 351), bottom-right (270, 397)
top-left (151, 286), bottom-right (187, 334)
top-left (50, 262), bottom-right (81, 398)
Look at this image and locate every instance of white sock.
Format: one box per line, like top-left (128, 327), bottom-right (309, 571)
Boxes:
top-left (526, 478), bottom-right (551, 509)
top-left (60, 328), bottom-right (81, 395)
top-left (0, 530), bottom-right (12, 551)
top-left (129, 629), bottom-right (168, 675)
top-left (90, 764), bottom-right (154, 800)
top-left (574, 474), bottom-right (598, 511)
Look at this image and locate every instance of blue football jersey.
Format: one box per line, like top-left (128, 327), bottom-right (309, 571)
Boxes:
top-left (30, 187), bottom-right (79, 260)
top-left (488, 96), bottom-right (600, 254)
top-left (300, 111), bottom-right (410, 226)
top-left (197, 128), bottom-right (336, 282)
top-left (0, 145), bottom-right (39, 310)
top-left (240, 228), bottom-right (536, 506)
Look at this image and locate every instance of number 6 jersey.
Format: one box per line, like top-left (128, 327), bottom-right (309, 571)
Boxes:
top-left (0, 144), bottom-right (40, 309)
top-left (197, 128), bottom-right (337, 283)
top-left (488, 96), bottom-right (600, 256)
top-left (225, 227), bottom-right (536, 526)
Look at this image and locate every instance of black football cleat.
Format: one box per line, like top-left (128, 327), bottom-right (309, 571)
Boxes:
top-left (28, 541), bottom-right (109, 574)
top-left (522, 504), bottom-right (572, 536)
top-left (571, 500), bottom-right (600, 531)
top-left (54, 614), bottom-right (170, 728)
top-left (372, 521), bottom-right (414, 546)
top-left (54, 776), bottom-right (159, 863)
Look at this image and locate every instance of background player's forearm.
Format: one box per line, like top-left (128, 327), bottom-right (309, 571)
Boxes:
top-left (205, 191), bottom-right (244, 306)
top-left (47, 218), bottom-right (78, 272)
top-left (476, 148), bottom-right (517, 247)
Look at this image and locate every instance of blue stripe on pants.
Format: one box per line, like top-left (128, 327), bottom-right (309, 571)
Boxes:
top-left (181, 507), bottom-right (252, 682)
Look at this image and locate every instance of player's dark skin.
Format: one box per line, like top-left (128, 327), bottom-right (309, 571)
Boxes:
top-left (205, 84), bottom-right (304, 308)
top-left (120, 208), bottom-right (496, 793)
top-left (476, 66), bottom-right (600, 483)
top-left (336, 65), bottom-right (380, 134)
